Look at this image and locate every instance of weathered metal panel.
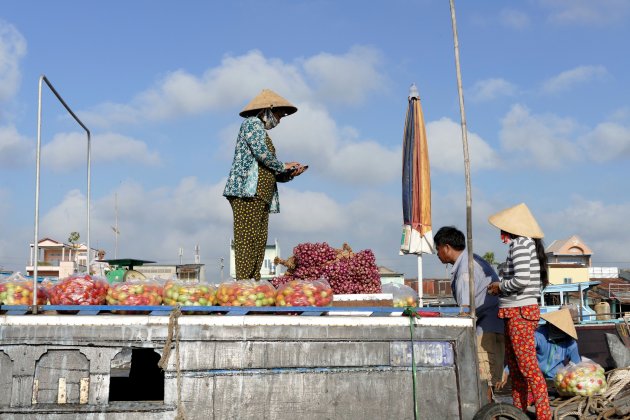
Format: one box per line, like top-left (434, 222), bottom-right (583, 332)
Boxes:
top-left (193, 368), bottom-right (461, 420)
top-left (391, 341), bottom-right (454, 367)
top-left (180, 341), bottom-right (391, 371)
top-left (0, 315), bottom-right (481, 419)
top-left (5, 346), bottom-right (46, 407)
top-left (0, 351), bottom-right (12, 406)
top-left (34, 350), bottom-right (89, 404)
top-left (163, 375), bottom-right (214, 412)
top-left (88, 373), bottom-right (110, 406)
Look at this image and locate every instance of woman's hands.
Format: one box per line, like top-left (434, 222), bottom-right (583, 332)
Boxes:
top-left (487, 282), bottom-right (501, 296)
top-left (284, 161), bottom-right (308, 177)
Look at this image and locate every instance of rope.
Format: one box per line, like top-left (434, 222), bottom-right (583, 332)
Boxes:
top-left (551, 367), bottom-right (630, 420)
top-left (603, 367), bottom-right (630, 402)
top-left (551, 395), bottom-right (581, 420)
top-left (158, 306), bottom-right (185, 420)
top-left (403, 307), bottom-right (420, 420)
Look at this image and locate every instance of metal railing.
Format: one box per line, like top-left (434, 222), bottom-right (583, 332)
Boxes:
top-left (0, 305), bottom-right (464, 317)
top-left (609, 283), bottom-right (630, 302)
top-left (33, 75), bottom-right (91, 313)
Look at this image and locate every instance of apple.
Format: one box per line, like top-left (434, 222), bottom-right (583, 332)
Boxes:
top-left (106, 280), bottom-right (164, 306)
top-left (275, 279), bottom-right (333, 307)
top-left (49, 274), bottom-right (109, 305)
top-left (382, 283), bottom-right (419, 308)
top-left (555, 362), bottom-right (608, 397)
top-left (163, 280), bottom-right (216, 307)
top-left (0, 276), bottom-right (48, 305)
top-left (393, 295), bottom-right (418, 308)
top-left (217, 280), bottom-right (276, 307)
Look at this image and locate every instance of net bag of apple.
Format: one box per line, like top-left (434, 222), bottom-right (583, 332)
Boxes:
top-left (106, 278), bottom-right (164, 306)
top-left (40, 277), bottom-right (56, 297)
top-left (49, 273), bottom-right (109, 305)
top-left (0, 272), bottom-right (49, 305)
top-left (554, 360), bottom-right (608, 397)
top-left (216, 279), bottom-right (276, 307)
top-left (276, 277), bottom-right (333, 307)
top-left (163, 279), bottom-right (216, 307)
top-left (382, 283), bottom-right (418, 308)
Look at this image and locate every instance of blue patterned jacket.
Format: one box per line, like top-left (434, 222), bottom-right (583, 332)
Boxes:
top-left (223, 117), bottom-right (285, 213)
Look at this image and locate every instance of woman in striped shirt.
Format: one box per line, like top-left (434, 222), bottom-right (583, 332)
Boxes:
top-left (487, 203), bottom-right (551, 420)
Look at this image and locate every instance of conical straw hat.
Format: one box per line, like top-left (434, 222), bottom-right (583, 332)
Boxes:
top-left (239, 89), bottom-right (298, 118)
top-left (488, 203), bottom-right (544, 239)
top-left (541, 308), bottom-right (578, 340)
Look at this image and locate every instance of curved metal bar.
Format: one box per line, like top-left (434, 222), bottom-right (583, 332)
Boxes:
top-left (33, 75), bottom-right (91, 314)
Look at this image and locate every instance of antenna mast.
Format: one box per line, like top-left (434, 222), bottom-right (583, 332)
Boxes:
top-left (111, 192), bottom-right (120, 258)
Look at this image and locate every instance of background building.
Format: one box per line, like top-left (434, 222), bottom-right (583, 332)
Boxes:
top-left (26, 238), bottom-right (93, 279)
top-left (546, 235), bottom-right (592, 284)
top-left (135, 264), bottom-right (206, 282)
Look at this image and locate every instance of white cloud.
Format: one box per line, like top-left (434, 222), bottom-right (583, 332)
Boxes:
top-left (500, 9), bottom-right (531, 29)
top-left (0, 124), bottom-right (32, 166)
top-left (327, 140), bottom-right (400, 184)
top-left (499, 105), bottom-right (630, 165)
top-left (610, 107), bottom-right (630, 123)
top-left (545, 197), bottom-right (630, 265)
top-left (38, 179), bottom-right (233, 266)
top-left (540, 0), bottom-right (630, 25)
top-left (272, 188), bottom-right (349, 233)
top-left (36, 178), bottom-right (403, 279)
top-left (468, 78), bottom-right (518, 102)
top-left (426, 117), bottom-right (500, 173)
top-left (0, 20), bottom-right (27, 102)
top-left (499, 104), bottom-right (580, 168)
top-left (580, 122), bottom-right (630, 162)
top-left (41, 131), bottom-right (160, 171)
top-left (40, 189), bottom-right (88, 240)
top-left (541, 65), bottom-right (608, 94)
top-left (82, 48), bottom-right (387, 128)
top-left (237, 101), bottom-right (400, 186)
top-left (302, 46), bottom-right (388, 105)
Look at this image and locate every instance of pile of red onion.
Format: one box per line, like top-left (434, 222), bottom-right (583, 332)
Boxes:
top-left (272, 242), bottom-right (382, 294)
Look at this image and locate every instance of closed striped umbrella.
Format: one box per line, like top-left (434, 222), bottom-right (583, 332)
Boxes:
top-left (400, 84), bottom-right (434, 303)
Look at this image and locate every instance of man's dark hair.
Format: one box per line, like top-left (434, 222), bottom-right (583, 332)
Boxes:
top-left (434, 226), bottom-right (465, 251)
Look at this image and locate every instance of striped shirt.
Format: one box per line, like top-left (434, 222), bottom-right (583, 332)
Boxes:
top-left (498, 236), bottom-right (542, 308)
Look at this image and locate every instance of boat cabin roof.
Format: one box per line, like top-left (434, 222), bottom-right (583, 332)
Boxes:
top-left (543, 281), bottom-right (601, 293)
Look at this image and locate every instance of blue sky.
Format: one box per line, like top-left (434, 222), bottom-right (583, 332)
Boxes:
top-left (1, 0), bottom-right (629, 280)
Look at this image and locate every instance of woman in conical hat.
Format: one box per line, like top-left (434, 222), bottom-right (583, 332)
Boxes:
top-left (223, 89), bottom-right (308, 280)
top-left (536, 308), bottom-right (580, 379)
top-left (487, 203), bottom-right (552, 419)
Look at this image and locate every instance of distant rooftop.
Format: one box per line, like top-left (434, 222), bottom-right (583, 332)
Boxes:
top-left (546, 235), bottom-right (592, 255)
top-left (589, 266), bottom-right (619, 279)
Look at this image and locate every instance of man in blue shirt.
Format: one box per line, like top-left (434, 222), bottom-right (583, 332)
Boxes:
top-left (537, 308), bottom-right (580, 379)
top-left (434, 226), bottom-right (505, 394)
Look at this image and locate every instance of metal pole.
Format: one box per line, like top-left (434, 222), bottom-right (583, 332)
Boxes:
top-left (33, 75), bottom-right (91, 313)
top-left (32, 77), bottom-right (44, 314)
top-left (87, 131), bottom-right (91, 270)
top-left (449, 0), bottom-right (475, 320)
top-left (417, 256), bottom-right (423, 307)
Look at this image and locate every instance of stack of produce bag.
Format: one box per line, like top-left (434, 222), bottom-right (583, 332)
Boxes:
top-left (271, 242), bottom-right (382, 294)
top-left (275, 278), bottom-right (333, 307)
top-left (216, 279), bottom-right (276, 307)
top-left (382, 283), bottom-right (418, 308)
top-left (106, 278), bottom-right (164, 306)
top-left (554, 361), bottom-right (608, 397)
top-left (0, 272), bottom-right (48, 305)
top-left (163, 279), bottom-right (216, 306)
top-left (49, 273), bottom-right (109, 305)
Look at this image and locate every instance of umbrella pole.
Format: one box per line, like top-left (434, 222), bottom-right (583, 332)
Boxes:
top-left (449, 0), bottom-right (475, 321)
top-left (417, 255), bottom-right (423, 307)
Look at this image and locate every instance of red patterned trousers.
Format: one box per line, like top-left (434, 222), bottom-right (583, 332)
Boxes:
top-left (499, 305), bottom-right (551, 420)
